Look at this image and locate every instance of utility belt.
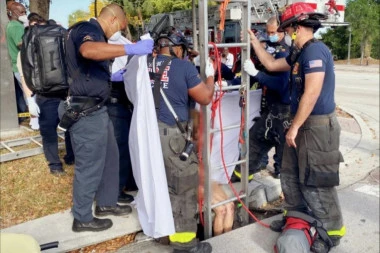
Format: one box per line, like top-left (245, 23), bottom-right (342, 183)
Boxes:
top-left (301, 112), bottom-right (336, 129)
top-left (107, 96), bottom-right (133, 108)
top-left (267, 103), bottom-right (290, 116)
top-left (158, 121), bottom-right (187, 136)
top-left (263, 104), bottom-right (291, 138)
top-left (58, 96), bottom-right (105, 131)
top-left (67, 96), bottom-right (104, 114)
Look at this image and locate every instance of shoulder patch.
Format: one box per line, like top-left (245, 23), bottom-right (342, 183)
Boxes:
top-left (82, 35), bottom-right (94, 42)
top-left (309, 59), bottom-right (323, 68)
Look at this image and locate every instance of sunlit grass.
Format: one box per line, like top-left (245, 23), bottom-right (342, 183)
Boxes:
top-left (0, 149), bottom-right (74, 229)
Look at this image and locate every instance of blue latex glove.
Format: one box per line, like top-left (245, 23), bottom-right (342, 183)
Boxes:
top-left (124, 39), bottom-right (154, 56)
top-left (111, 69), bottom-right (126, 82)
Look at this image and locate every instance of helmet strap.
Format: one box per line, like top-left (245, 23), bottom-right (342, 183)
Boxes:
top-left (168, 45), bottom-right (178, 58)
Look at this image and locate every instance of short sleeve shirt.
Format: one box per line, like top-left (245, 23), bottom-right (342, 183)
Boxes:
top-left (148, 55), bottom-right (202, 126)
top-left (287, 41), bottom-right (335, 115)
top-left (66, 19), bottom-right (111, 100)
top-left (6, 20), bottom-right (25, 73)
top-left (222, 53), bottom-right (234, 69)
top-left (256, 41), bottom-right (290, 105)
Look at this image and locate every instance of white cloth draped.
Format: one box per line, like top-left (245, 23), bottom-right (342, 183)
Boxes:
top-left (210, 90), bottom-right (262, 184)
top-left (108, 36), bottom-right (130, 73)
top-left (110, 35), bottom-right (175, 238)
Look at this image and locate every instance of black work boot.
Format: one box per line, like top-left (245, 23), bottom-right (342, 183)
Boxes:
top-left (271, 164), bottom-right (280, 179)
top-left (230, 170), bottom-right (241, 183)
top-left (50, 168), bottom-right (66, 176)
top-left (72, 217), bottom-right (113, 232)
top-left (172, 241), bottom-right (212, 253)
top-left (118, 192), bottom-right (134, 204)
top-left (95, 204), bottom-right (132, 216)
top-left (311, 238), bottom-right (330, 253)
top-left (270, 217), bottom-right (286, 232)
top-left (331, 236), bottom-right (341, 246)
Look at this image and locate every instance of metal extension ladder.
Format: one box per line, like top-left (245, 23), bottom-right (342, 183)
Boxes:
top-left (0, 131), bottom-right (65, 163)
top-left (251, 0), bottom-right (280, 23)
top-left (198, 0), bottom-right (252, 239)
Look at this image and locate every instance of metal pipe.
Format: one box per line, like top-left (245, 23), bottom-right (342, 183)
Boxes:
top-left (192, 0), bottom-right (198, 51)
top-left (211, 194), bottom-right (247, 209)
top-left (347, 26), bottom-right (352, 64)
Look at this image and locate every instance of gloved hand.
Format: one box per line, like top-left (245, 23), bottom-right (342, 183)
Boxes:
top-left (124, 39), bottom-right (154, 56)
top-left (111, 68), bottom-right (126, 82)
top-left (27, 96), bottom-right (40, 117)
top-left (205, 58), bottom-right (215, 77)
top-left (244, 59), bottom-right (259, 76)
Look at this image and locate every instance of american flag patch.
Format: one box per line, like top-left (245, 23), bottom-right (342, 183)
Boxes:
top-left (309, 60), bottom-right (323, 68)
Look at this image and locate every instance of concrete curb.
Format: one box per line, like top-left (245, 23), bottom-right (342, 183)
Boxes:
top-left (338, 105), bottom-right (372, 141)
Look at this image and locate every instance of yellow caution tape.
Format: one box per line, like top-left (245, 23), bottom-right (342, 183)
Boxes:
top-left (18, 112), bottom-right (31, 117)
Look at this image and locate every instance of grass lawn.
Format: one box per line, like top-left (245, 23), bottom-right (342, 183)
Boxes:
top-left (0, 132), bottom-right (135, 252)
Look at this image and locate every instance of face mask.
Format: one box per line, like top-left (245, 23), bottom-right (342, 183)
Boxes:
top-left (18, 15), bottom-right (28, 24)
top-left (284, 34), bottom-right (292, 47)
top-left (269, 34), bottom-right (279, 43)
top-left (109, 31), bottom-right (121, 41)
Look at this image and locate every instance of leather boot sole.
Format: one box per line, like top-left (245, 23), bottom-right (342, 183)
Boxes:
top-left (95, 205), bottom-right (132, 217)
top-left (72, 219), bottom-right (113, 232)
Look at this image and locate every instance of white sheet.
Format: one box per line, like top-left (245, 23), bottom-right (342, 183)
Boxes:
top-left (210, 90), bottom-right (262, 184)
top-left (114, 35), bottom-right (175, 238)
top-left (108, 36), bottom-right (131, 73)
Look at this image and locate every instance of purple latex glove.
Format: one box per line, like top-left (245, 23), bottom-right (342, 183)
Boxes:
top-left (124, 39), bottom-right (154, 56)
top-left (111, 69), bottom-right (126, 82)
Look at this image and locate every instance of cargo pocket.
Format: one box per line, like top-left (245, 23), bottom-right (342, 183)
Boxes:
top-left (167, 154), bottom-right (198, 195)
top-left (304, 149), bottom-right (344, 187)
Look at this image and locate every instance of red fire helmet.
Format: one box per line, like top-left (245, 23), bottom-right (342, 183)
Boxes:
top-left (278, 2), bottom-right (327, 32)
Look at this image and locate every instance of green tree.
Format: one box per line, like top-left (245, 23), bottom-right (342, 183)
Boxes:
top-left (321, 26), bottom-right (351, 60)
top-left (68, 9), bottom-right (91, 26)
top-left (321, 0), bottom-right (379, 63)
top-left (68, 0), bottom-right (197, 39)
top-left (29, 0), bottom-right (50, 20)
top-left (345, 0), bottom-right (380, 63)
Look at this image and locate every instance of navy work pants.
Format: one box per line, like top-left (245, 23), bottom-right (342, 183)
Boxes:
top-left (247, 113), bottom-right (286, 175)
top-left (36, 95), bottom-right (74, 170)
top-left (69, 107), bottom-right (119, 222)
top-left (107, 101), bottom-right (137, 192)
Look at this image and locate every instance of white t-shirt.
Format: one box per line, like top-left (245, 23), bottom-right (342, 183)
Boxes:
top-left (222, 52), bottom-right (234, 69)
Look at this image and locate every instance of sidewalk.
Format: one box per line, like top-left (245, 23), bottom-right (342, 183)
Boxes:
top-left (116, 106), bottom-right (380, 253)
top-left (1, 108), bottom-right (379, 252)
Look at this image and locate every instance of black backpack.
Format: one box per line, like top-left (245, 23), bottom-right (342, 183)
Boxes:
top-left (21, 24), bottom-right (69, 97)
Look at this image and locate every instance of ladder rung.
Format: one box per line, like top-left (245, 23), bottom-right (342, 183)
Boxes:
top-left (208, 43), bottom-right (249, 48)
top-left (211, 193), bottom-right (247, 209)
top-left (0, 147), bottom-right (43, 163)
top-left (212, 158), bottom-right (246, 170)
top-left (211, 124), bottom-right (241, 133)
top-left (30, 138), bottom-right (43, 147)
top-left (1, 142), bottom-right (15, 153)
top-left (215, 85), bottom-right (246, 91)
top-left (2, 138), bottom-right (32, 148)
top-left (57, 132), bottom-right (65, 140)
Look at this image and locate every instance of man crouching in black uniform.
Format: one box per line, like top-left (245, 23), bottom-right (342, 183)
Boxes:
top-left (62, 4), bottom-right (153, 232)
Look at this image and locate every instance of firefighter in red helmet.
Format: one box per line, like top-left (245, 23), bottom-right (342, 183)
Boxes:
top-left (243, 2), bottom-right (345, 252)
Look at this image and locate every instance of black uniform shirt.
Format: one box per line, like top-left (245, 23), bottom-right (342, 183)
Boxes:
top-left (66, 18), bottom-right (111, 100)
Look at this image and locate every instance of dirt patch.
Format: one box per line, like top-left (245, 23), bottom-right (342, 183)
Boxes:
top-left (0, 146), bottom-right (136, 252)
top-left (336, 106), bottom-right (352, 118)
top-left (68, 233), bottom-right (137, 253)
